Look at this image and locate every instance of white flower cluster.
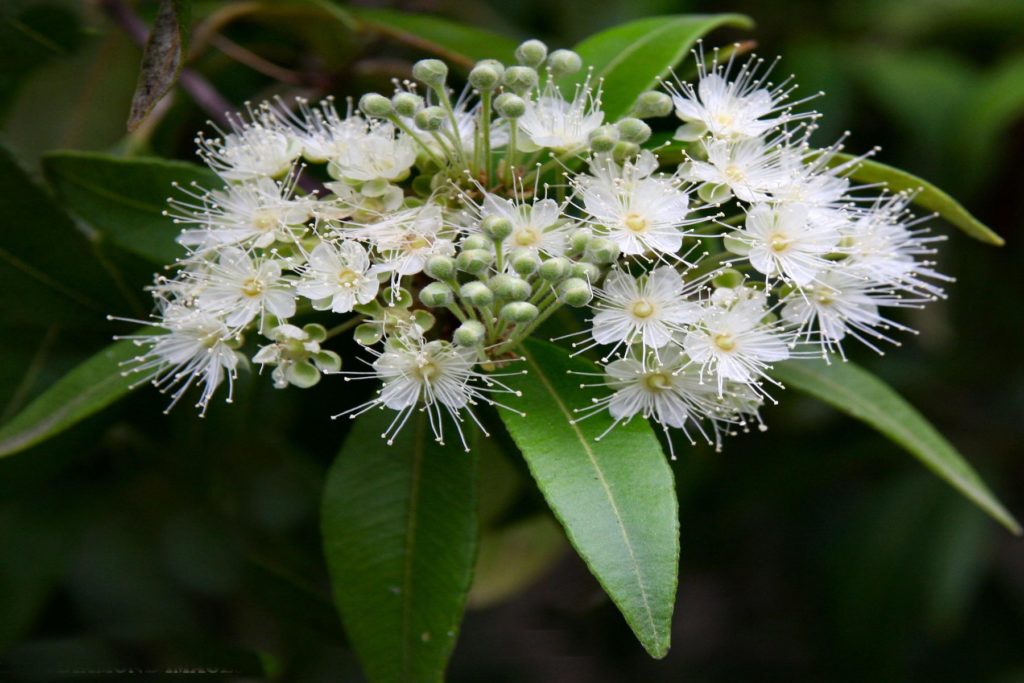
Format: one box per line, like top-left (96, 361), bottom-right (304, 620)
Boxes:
top-left (117, 39), bottom-right (948, 453)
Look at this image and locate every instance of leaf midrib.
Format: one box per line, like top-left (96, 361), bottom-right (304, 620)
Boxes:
top-left (522, 346), bottom-right (659, 646)
top-left (400, 413), bottom-right (426, 680)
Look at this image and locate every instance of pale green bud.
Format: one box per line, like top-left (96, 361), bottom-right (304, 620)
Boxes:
top-left (612, 140), bottom-right (640, 162)
top-left (424, 254), bottom-right (455, 280)
top-left (558, 277), bottom-right (593, 307)
top-left (481, 215), bottom-right (514, 241)
top-left (501, 301), bottom-right (539, 323)
top-left (456, 248), bottom-right (493, 274)
top-left (461, 234), bottom-right (492, 251)
top-left (510, 249), bottom-right (541, 276)
top-left (490, 273), bottom-right (531, 300)
top-left (616, 117), bottom-right (652, 144)
top-left (476, 59), bottom-right (505, 80)
top-left (502, 66), bottom-right (538, 95)
top-left (494, 92), bottom-right (526, 119)
top-left (585, 237), bottom-right (620, 264)
top-left (588, 124), bottom-right (620, 153)
top-left (453, 320), bottom-right (487, 346)
top-left (569, 262), bottom-right (602, 281)
top-left (548, 49), bottom-right (582, 77)
top-left (460, 280), bottom-right (494, 307)
top-left (712, 268), bottom-right (745, 289)
top-left (359, 93), bottom-right (393, 118)
top-left (515, 39), bottom-right (548, 67)
top-left (392, 92), bottom-right (423, 117)
top-left (469, 64), bottom-right (501, 91)
top-left (414, 106), bottom-right (446, 131)
top-left (633, 91), bottom-right (673, 119)
top-left (538, 256), bottom-right (570, 281)
top-left (412, 58), bottom-right (448, 87)
top-left (420, 281), bottom-right (454, 307)
top-left (568, 227), bottom-right (593, 256)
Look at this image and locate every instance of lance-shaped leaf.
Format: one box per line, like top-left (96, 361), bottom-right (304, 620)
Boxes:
top-left (321, 411), bottom-right (478, 683)
top-left (829, 153), bottom-right (1004, 246)
top-left (773, 359), bottom-right (1020, 534)
top-left (0, 337), bottom-right (147, 458)
top-left (43, 151), bottom-right (217, 265)
top-left (496, 339), bottom-right (678, 658)
top-left (128, 0), bottom-right (192, 130)
top-left (565, 14), bottom-right (754, 121)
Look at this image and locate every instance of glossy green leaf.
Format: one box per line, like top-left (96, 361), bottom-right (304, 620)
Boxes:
top-left (0, 337), bottom-right (145, 458)
top-left (348, 6), bottom-right (516, 68)
top-left (43, 151), bottom-right (217, 264)
top-left (128, 0), bottom-right (192, 131)
top-left (773, 359), bottom-right (1020, 534)
top-left (496, 339), bottom-right (678, 658)
top-left (829, 152), bottom-right (1004, 246)
top-left (566, 14), bottom-right (753, 121)
top-left (321, 410), bottom-right (478, 683)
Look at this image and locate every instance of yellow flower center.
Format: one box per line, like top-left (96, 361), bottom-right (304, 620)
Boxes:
top-left (631, 299), bottom-right (656, 319)
top-left (252, 211), bottom-right (277, 232)
top-left (403, 234), bottom-right (430, 251)
top-left (337, 268), bottom-right (358, 287)
top-left (814, 289), bottom-right (835, 306)
top-left (713, 111), bottom-right (736, 128)
top-left (414, 360), bottom-right (440, 382)
top-left (769, 232), bottom-right (791, 253)
top-left (514, 227), bottom-right (540, 246)
top-left (643, 372), bottom-right (672, 392)
top-left (241, 277), bottom-right (264, 298)
top-left (713, 332), bottom-right (736, 352)
top-left (624, 213), bottom-right (648, 233)
top-left (723, 164), bottom-right (745, 183)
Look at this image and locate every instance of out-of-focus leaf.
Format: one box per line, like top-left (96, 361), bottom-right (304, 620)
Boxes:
top-left (321, 410), bottom-right (478, 683)
top-left (128, 0), bottom-right (192, 131)
top-left (43, 151), bottom-right (217, 264)
top-left (958, 54), bottom-right (1024, 195)
top-left (468, 514), bottom-right (566, 609)
top-left (0, 337), bottom-right (146, 459)
top-left (773, 359), bottom-right (1019, 534)
top-left (0, 2), bottom-right (82, 117)
top-left (497, 339), bottom-right (678, 658)
top-left (829, 152), bottom-right (1004, 246)
top-left (345, 5), bottom-right (516, 68)
top-left (565, 14), bottom-right (754, 121)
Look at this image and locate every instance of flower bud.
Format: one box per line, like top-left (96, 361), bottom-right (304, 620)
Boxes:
top-left (502, 66), bottom-right (538, 95)
top-left (359, 93), bottom-right (393, 118)
top-left (419, 281), bottom-right (454, 307)
top-left (510, 248), bottom-right (541, 276)
top-left (414, 106), bottom-right (446, 131)
top-left (461, 234), bottom-right (492, 251)
top-left (568, 227), bottom-right (593, 256)
top-left (469, 64), bottom-right (501, 91)
top-left (456, 248), bottom-right (493, 274)
top-left (633, 91), bottom-right (673, 119)
top-left (515, 39), bottom-right (548, 67)
top-left (584, 237), bottom-right (620, 264)
top-left (588, 124), bottom-right (620, 153)
top-left (712, 268), bottom-right (745, 289)
top-left (616, 117), bottom-right (652, 144)
top-left (453, 320), bottom-right (486, 346)
top-left (501, 301), bottom-right (539, 323)
top-left (538, 256), bottom-right (570, 281)
top-left (460, 280), bottom-right (494, 307)
top-left (392, 92), bottom-right (423, 117)
top-left (569, 261), bottom-right (602, 282)
top-left (494, 92), bottom-right (526, 119)
top-left (412, 58), bottom-right (448, 87)
top-left (476, 59), bottom-right (505, 80)
top-left (548, 49), bottom-right (582, 77)
top-left (489, 273), bottom-right (531, 300)
top-left (424, 254), bottom-right (455, 280)
top-left (481, 215), bottom-right (514, 241)
top-left (558, 277), bottom-right (593, 307)
top-left (612, 140), bottom-right (640, 162)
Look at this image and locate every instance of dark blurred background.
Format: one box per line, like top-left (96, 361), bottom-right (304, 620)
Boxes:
top-left (1, 0), bottom-right (1023, 680)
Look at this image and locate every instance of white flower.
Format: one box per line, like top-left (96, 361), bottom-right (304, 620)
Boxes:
top-left (297, 241), bottom-right (380, 313)
top-left (517, 80), bottom-right (604, 153)
top-left (576, 151), bottom-right (696, 256)
top-left (686, 137), bottom-right (791, 203)
top-left (329, 121), bottom-right (417, 183)
top-left (683, 299), bottom-right (790, 394)
top-left (359, 204), bottom-right (454, 280)
top-left (287, 97), bottom-right (369, 163)
top-left (728, 203), bottom-right (840, 285)
top-left (588, 267), bottom-right (701, 354)
top-left (197, 108), bottom-right (302, 181)
top-left (481, 193), bottom-right (571, 259)
top-left (193, 248), bottom-right (296, 328)
top-left (171, 175), bottom-right (311, 252)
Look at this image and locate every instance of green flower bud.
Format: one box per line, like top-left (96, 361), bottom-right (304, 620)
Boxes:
top-left (500, 301), bottom-right (539, 323)
top-left (585, 237), bottom-right (620, 264)
top-left (412, 58), bottom-right (448, 87)
top-left (424, 254), bottom-right (455, 280)
top-left (510, 248), bottom-right (541, 276)
top-left (568, 227), bottom-right (593, 256)
top-left (469, 64), bottom-right (501, 91)
top-left (489, 273), bottom-right (531, 300)
top-left (588, 124), bottom-right (620, 153)
top-left (558, 277), bottom-right (593, 307)
top-left (494, 92), bottom-right (527, 119)
top-left (569, 261), bottom-right (602, 282)
top-left (616, 117), bottom-right (652, 144)
top-left (612, 140), bottom-right (640, 163)
top-left (481, 215), bottom-right (514, 241)
top-left (414, 106), bottom-right (446, 131)
top-left (461, 234), bottom-right (493, 251)
top-left (411, 174), bottom-right (434, 197)
top-left (502, 66), bottom-right (538, 95)
top-left (476, 59), bottom-right (505, 80)
top-left (460, 280), bottom-right (494, 307)
top-left (538, 256), bottom-right (570, 281)
top-left (420, 281), bottom-right (454, 307)
top-left (712, 268), bottom-right (745, 289)
top-left (633, 91), bottom-right (673, 119)
top-left (392, 92), bottom-right (423, 117)
top-left (359, 93), bottom-right (393, 118)
top-left (515, 39), bottom-right (548, 67)
top-left (453, 320), bottom-right (487, 346)
top-left (548, 49), bottom-right (582, 77)
top-left (456, 248), bottom-right (493, 274)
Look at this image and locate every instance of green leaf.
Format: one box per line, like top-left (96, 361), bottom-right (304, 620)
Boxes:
top-left (829, 152), bottom-right (1004, 246)
top-left (43, 151), bottom-right (217, 264)
top-left (0, 2), bottom-right (82, 118)
top-left (566, 14), bottom-right (754, 121)
top-left (0, 337), bottom-right (144, 459)
top-left (347, 6), bottom-right (516, 68)
top-left (958, 54), bottom-right (1024, 196)
top-left (128, 0), bottom-right (191, 131)
top-left (468, 514), bottom-right (566, 609)
top-left (321, 410), bottom-right (478, 683)
top-left (773, 359), bottom-right (1020, 534)
top-left (496, 339), bottom-right (678, 658)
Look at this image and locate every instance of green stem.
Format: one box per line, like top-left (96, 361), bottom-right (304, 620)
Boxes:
top-left (325, 315), bottom-right (365, 339)
top-left (433, 85), bottom-right (469, 170)
top-left (389, 116), bottom-right (446, 169)
top-left (480, 90), bottom-right (492, 185)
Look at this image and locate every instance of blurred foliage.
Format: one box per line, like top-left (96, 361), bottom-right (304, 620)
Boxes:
top-left (1, 0), bottom-right (1022, 681)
